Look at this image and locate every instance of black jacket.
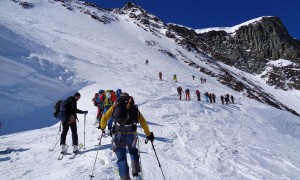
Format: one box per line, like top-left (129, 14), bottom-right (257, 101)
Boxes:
top-left (65, 96), bottom-right (84, 121)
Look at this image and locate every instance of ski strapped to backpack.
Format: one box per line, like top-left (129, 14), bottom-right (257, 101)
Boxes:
top-left (53, 99), bottom-right (67, 122)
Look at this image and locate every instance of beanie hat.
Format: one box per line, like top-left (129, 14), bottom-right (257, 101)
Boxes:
top-left (74, 92), bottom-right (81, 97)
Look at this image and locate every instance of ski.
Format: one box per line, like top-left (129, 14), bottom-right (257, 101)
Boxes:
top-left (69, 143), bottom-right (84, 159)
top-left (57, 145), bottom-right (69, 160)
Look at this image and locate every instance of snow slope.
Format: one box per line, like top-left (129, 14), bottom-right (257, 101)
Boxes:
top-left (1, 0), bottom-right (300, 179)
top-left (195, 16), bottom-right (271, 34)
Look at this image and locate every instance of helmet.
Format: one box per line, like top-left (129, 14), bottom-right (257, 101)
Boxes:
top-left (99, 89), bottom-right (104, 94)
top-left (106, 92), bottom-right (111, 99)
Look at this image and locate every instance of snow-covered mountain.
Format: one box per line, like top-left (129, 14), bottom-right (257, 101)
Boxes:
top-left (1, 0), bottom-right (300, 179)
top-left (116, 2), bottom-right (300, 115)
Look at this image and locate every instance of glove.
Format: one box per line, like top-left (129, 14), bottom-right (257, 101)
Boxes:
top-left (83, 111), bottom-right (88, 115)
top-left (146, 132), bottom-right (154, 142)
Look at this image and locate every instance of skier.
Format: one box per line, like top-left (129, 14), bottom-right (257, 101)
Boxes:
top-left (60, 93), bottom-right (88, 153)
top-left (93, 90), bottom-right (104, 124)
top-left (192, 75), bottom-right (195, 80)
top-left (220, 95), bottom-right (224, 105)
top-left (145, 59), bottom-right (149, 65)
top-left (173, 74), bottom-right (177, 83)
top-left (204, 92), bottom-right (209, 102)
top-left (208, 93), bottom-right (212, 103)
top-left (100, 90), bottom-right (115, 136)
top-left (177, 86), bottom-right (183, 100)
top-left (100, 93), bottom-right (154, 180)
top-left (196, 90), bottom-right (200, 101)
top-left (225, 94), bottom-right (230, 104)
top-left (230, 95), bottom-right (235, 104)
top-left (185, 89), bottom-right (190, 101)
top-left (200, 77), bottom-right (203, 83)
top-left (158, 72), bottom-right (162, 80)
top-left (212, 93), bottom-right (216, 103)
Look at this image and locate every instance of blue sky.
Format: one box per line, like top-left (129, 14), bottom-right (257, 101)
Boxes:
top-left (88, 0), bottom-right (300, 40)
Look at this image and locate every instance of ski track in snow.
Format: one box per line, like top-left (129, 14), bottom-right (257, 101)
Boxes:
top-left (1, 0), bottom-right (300, 179)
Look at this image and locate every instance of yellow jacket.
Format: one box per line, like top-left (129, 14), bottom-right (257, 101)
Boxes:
top-left (100, 105), bottom-right (151, 136)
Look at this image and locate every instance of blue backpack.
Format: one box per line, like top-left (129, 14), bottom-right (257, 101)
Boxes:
top-left (116, 89), bottom-right (122, 99)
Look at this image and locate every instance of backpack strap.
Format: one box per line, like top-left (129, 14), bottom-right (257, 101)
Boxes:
top-left (126, 96), bottom-right (132, 110)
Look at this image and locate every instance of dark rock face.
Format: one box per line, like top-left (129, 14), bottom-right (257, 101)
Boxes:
top-left (19, 2), bottom-right (34, 9)
top-left (262, 62), bottom-right (300, 90)
top-left (235, 17), bottom-right (300, 60)
top-left (49, 0), bottom-right (118, 24)
top-left (10, 0), bottom-right (34, 8)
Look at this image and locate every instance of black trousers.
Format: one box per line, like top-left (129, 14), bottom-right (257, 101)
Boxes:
top-left (60, 122), bottom-right (78, 146)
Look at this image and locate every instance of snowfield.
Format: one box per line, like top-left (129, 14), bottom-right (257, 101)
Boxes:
top-left (1, 0), bottom-right (300, 179)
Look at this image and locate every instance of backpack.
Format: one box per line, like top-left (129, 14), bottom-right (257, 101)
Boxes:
top-left (101, 90), bottom-right (113, 108)
top-left (112, 96), bottom-right (138, 126)
top-left (53, 100), bottom-right (62, 118)
top-left (92, 93), bottom-right (99, 106)
top-left (185, 89), bottom-right (190, 93)
top-left (116, 89), bottom-right (122, 98)
top-left (111, 91), bottom-right (116, 102)
top-left (53, 100), bottom-right (67, 122)
top-left (177, 87), bottom-right (182, 92)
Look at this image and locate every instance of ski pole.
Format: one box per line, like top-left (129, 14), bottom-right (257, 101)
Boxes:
top-left (49, 137), bottom-right (61, 151)
top-left (145, 139), bottom-right (166, 180)
top-left (49, 123), bottom-right (62, 151)
top-left (84, 114), bottom-right (86, 150)
top-left (59, 122), bottom-right (62, 132)
top-left (89, 131), bottom-right (104, 180)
